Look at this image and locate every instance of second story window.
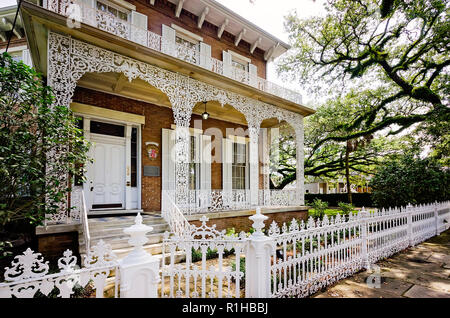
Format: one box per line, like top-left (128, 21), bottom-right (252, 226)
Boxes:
top-left (96, 0), bottom-right (129, 22)
top-left (232, 59), bottom-right (248, 72)
top-left (176, 35), bottom-right (198, 50)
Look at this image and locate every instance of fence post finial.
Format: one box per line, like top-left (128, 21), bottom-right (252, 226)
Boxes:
top-left (119, 213), bottom-right (160, 298)
top-left (245, 207), bottom-right (274, 298)
top-left (249, 207), bottom-right (268, 236)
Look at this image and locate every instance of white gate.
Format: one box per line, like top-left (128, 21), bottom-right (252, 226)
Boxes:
top-left (160, 216), bottom-right (247, 298)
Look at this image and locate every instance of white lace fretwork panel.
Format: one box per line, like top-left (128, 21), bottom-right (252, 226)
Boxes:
top-left (47, 32), bottom-right (305, 207)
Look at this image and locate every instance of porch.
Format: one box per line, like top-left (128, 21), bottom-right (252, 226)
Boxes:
top-left (21, 2), bottom-right (312, 237)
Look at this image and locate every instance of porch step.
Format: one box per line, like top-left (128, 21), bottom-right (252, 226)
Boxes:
top-left (78, 214), bottom-right (186, 265)
top-left (87, 209), bottom-right (144, 216)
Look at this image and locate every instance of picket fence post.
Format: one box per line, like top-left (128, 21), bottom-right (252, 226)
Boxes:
top-left (359, 208), bottom-right (370, 270)
top-left (406, 204), bottom-right (413, 246)
top-left (434, 203), bottom-right (439, 236)
top-left (245, 207), bottom-right (275, 298)
top-left (119, 213), bottom-right (161, 298)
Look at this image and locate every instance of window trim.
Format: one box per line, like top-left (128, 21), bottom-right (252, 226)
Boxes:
top-left (171, 23), bottom-right (204, 43)
top-left (231, 141), bottom-right (248, 190)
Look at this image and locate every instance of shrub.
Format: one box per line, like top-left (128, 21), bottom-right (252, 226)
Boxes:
top-left (337, 202), bottom-right (356, 217)
top-left (308, 199), bottom-right (328, 219)
top-left (370, 155), bottom-right (450, 208)
top-left (0, 52), bottom-right (90, 227)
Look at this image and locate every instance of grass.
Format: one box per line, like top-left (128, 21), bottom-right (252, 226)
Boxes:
top-left (308, 208), bottom-right (357, 218)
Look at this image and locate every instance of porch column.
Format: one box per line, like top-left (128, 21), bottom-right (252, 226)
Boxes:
top-left (125, 124), bottom-right (132, 210)
top-left (249, 125), bottom-right (260, 206)
top-left (295, 127), bottom-right (305, 206)
top-left (261, 128), bottom-right (270, 190)
top-left (169, 78), bottom-right (195, 210)
top-left (174, 124), bottom-right (190, 209)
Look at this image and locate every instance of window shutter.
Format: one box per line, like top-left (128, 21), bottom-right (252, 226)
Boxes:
top-left (162, 128), bottom-right (176, 191)
top-left (131, 11), bottom-right (148, 46)
top-left (222, 50), bottom-right (232, 78)
top-left (80, 0), bottom-right (96, 26)
top-left (162, 24), bottom-right (176, 56)
top-left (201, 135), bottom-right (212, 190)
top-left (249, 64), bottom-right (257, 87)
top-left (222, 138), bottom-right (232, 191)
top-left (22, 49), bottom-right (32, 67)
top-left (245, 140), bottom-right (250, 190)
top-left (200, 135), bottom-right (212, 208)
top-left (199, 42), bottom-right (212, 70)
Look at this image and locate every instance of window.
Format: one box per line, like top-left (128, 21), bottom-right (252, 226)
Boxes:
top-left (10, 51), bottom-right (22, 62)
top-left (188, 135), bottom-right (200, 190)
top-left (176, 36), bottom-right (198, 50)
top-left (131, 127), bottom-right (137, 187)
top-left (90, 121), bottom-right (125, 137)
top-left (96, 0), bottom-right (129, 21)
top-left (229, 50), bottom-right (251, 72)
top-left (232, 142), bottom-right (247, 190)
top-left (232, 60), bottom-right (247, 71)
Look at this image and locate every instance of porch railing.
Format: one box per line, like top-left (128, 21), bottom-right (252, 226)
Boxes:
top-left (80, 190), bottom-right (90, 253)
top-left (43, 0), bottom-right (304, 105)
top-left (161, 190), bottom-right (191, 237)
top-left (162, 189), bottom-right (302, 216)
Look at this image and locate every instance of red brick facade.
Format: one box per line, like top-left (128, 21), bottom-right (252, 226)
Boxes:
top-left (188, 210), bottom-right (309, 233)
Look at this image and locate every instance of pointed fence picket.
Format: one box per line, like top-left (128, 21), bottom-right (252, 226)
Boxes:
top-left (1, 201), bottom-right (449, 298)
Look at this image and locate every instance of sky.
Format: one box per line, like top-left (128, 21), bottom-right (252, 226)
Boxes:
top-left (1, 0), bottom-right (326, 103)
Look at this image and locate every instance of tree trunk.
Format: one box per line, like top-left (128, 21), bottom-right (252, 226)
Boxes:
top-left (345, 141), bottom-right (353, 204)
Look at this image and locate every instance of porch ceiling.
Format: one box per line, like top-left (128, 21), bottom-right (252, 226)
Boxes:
top-left (20, 1), bottom-right (315, 118)
top-left (78, 72), bottom-right (250, 126)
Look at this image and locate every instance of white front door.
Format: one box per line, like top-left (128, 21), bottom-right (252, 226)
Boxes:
top-left (88, 134), bottom-right (126, 210)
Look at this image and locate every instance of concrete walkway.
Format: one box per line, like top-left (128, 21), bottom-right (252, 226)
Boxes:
top-left (313, 230), bottom-right (450, 298)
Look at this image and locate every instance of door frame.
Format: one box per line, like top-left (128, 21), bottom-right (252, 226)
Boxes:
top-left (73, 112), bottom-right (142, 212)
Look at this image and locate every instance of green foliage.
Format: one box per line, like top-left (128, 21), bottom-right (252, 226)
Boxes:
top-left (0, 52), bottom-right (91, 227)
top-left (273, 0), bottom-right (450, 189)
top-left (370, 155), bottom-right (450, 208)
top-left (0, 241), bottom-right (12, 259)
top-left (307, 199), bottom-right (328, 219)
top-left (191, 247), bottom-right (202, 262)
top-left (337, 202), bottom-right (356, 216)
top-left (231, 257), bottom-right (245, 284)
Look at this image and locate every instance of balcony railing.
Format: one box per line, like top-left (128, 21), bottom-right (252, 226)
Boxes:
top-left (44, 1), bottom-right (303, 105)
top-left (163, 189), bottom-right (301, 215)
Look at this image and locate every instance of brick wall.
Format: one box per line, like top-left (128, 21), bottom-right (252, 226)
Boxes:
top-left (37, 232), bottom-right (79, 264)
top-left (129, 0), bottom-right (267, 79)
top-left (188, 210), bottom-right (309, 233)
top-left (73, 87), bottom-right (265, 212)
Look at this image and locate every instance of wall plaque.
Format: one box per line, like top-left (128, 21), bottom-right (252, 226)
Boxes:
top-left (144, 166), bottom-right (160, 177)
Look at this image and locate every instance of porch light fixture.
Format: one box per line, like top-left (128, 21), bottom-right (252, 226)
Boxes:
top-left (202, 101), bottom-right (209, 120)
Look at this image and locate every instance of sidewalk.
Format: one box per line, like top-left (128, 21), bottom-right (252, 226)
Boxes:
top-left (313, 229), bottom-right (450, 298)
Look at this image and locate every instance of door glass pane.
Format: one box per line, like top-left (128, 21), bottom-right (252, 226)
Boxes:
top-left (90, 121), bottom-right (125, 137)
top-left (131, 127), bottom-right (137, 187)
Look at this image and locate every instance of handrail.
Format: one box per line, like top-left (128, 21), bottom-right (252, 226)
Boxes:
top-left (80, 190), bottom-right (90, 253)
top-left (43, 1), bottom-right (304, 106)
top-left (161, 190), bottom-right (191, 238)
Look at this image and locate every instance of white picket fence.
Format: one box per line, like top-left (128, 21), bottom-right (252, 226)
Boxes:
top-left (1, 201), bottom-right (449, 298)
top-left (268, 201), bottom-right (450, 298)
